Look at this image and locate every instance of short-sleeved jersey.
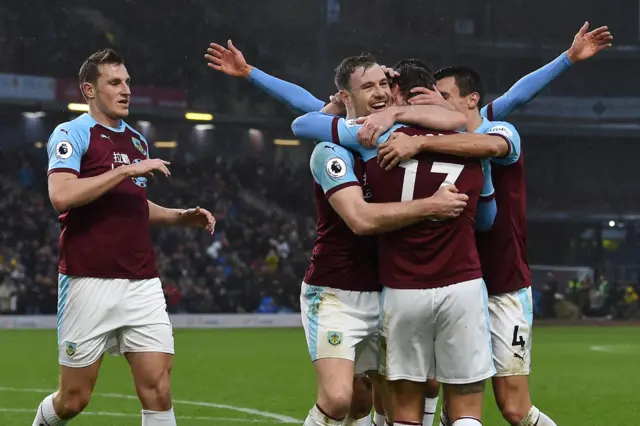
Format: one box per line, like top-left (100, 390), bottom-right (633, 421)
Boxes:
top-left (475, 112), bottom-right (530, 295)
top-left (47, 113), bottom-right (157, 279)
top-left (304, 142), bottom-right (379, 292)
top-left (364, 127), bottom-right (485, 289)
top-left (323, 118), bottom-right (486, 290)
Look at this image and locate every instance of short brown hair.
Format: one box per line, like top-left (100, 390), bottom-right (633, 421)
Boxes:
top-left (392, 58), bottom-right (437, 100)
top-left (78, 48), bottom-right (125, 86)
top-left (334, 54), bottom-right (377, 90)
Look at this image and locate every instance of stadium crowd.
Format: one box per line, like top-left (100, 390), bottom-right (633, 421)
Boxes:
top-left (0, 147), bottom-right (316, 316)
top-left (0, 143), bottom-right (639, 319)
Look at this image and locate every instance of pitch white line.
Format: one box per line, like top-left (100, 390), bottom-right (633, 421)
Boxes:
top-left (0, 387), bottom-right (301, 424)
top-left (0, 408), bottom-right (274, 423)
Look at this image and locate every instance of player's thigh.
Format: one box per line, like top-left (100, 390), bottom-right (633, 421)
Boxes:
top-left (434, 278), bottom-right (494, 384)
top-left (300, 283), bottom-right (376, 365)
top-left (380, 287), bottom-right (435, 383)
top-left (57, 275), bottom-right (127, 368)
top-left (314, 358), bottom-right (356, 409)
top-left (488, 287), bottom-right (533, 377)
top-left (114, 278), bottom-right (174, 357)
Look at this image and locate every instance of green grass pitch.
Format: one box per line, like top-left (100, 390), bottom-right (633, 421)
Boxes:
top-left (0, 327), bottom-right (637, 425)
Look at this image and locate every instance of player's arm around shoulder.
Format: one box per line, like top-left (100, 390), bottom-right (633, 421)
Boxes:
top-left (485, 121), bottom-right (521, 165)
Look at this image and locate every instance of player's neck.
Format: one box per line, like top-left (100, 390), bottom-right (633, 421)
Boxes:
top-left (89, 106), bottom-right (122, 129)
top-left (465, 111), bottom-right (483, 133)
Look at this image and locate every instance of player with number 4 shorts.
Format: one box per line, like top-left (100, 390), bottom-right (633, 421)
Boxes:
top-left (292, 58), bottom-right (502, 426)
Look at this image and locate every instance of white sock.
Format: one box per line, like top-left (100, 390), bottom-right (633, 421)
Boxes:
top-left (451, 418), bottom-right (481, 426)
top-left (518, 406), bottom-right (557, 426)
top-left (351, 413), bottom-right (372, 425)
top-left (423, 397), bottom-right (438, 426)
top-left (304, 404), bottom-right (343, 426)
top-left (141, 407), bottom-right (177, 425)
top-left (32, 393), bottom-right (67, 426)
top-left (373, 412), bottom-right (386, 426)
top-left (439, 410), bottom-right (450, 426)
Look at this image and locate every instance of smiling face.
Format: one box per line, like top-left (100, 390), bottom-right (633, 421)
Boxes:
top-left (341, 64), bottom-right (393, 117)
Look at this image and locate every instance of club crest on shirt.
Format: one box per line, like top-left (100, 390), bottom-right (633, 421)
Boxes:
top-left (327, 331), bottom-right (343, 346)
top-left (55, 141), bottom-right (73, 159)
top-left (132, 137), bottom-right (147, 156)
top-left (326, 157), bottom-right (347, 179)
top-left (65, 341), bottom-right (77, 357)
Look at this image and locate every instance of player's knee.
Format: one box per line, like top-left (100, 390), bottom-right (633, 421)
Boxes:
top-left (500, 401), bottom-right (530, 425)
top-left (424, 379), bottom-right (440, 398)
top-left (137, 369), bottom-right (172, 410)
top-left (349, 376), bottom-right (373, 419)
top-left (57, 388), bottom-right (92, 418)
top-left (318, 386), bottom-right (352, 419)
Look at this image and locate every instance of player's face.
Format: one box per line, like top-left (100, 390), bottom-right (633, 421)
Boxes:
top-left (93, 64), bottom-right (131, 120)
top-left (436, 76), bottom-right (479, 113)
top-left (343, 65), bottom-right (393, 117)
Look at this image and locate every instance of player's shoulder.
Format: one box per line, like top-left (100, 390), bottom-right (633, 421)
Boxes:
top-left (484, 120), bottom-right (519, 139)
top-left (310, 142), bottom-right (355, 179)
top-left (47, 114), bottom-right (95, 152)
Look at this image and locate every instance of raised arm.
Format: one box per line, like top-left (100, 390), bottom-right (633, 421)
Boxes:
top-left (206, 40), bottom-right (325, 114)
top-left (484, 22), bottom-right (613, 120)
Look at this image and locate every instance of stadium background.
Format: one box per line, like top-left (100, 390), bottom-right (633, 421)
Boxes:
top-left (0, 1), bottom-right (638, 425)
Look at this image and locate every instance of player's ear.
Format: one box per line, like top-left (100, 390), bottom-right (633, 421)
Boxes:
top-left (81, 82), bottom-right (96, 101)
top-left (339, 89), bottom-right (351, 106)
top-left (467, 92), bottom-right (480, 110)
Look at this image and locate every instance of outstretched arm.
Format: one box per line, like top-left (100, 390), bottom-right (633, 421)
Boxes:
top-left (206, 40), bottom-right (325, 114)
top-left (484, 22), bottom-right (613, 120)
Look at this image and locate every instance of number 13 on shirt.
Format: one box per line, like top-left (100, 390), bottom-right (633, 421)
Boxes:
top-left (399, 159), bottom-right (465, 202)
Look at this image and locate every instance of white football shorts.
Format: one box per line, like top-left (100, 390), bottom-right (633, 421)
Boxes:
top-left (300, 282), bottom-right (380, 375)
top-left (57, 275), bottom-right (174, 368)
top-left (380, 278), bottom-right (495, 384)
top-left (488, 286), bottom-right (533, 377)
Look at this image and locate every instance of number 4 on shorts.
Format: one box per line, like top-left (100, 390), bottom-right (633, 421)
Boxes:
top-left (512, 325), bottom-right (526, 348)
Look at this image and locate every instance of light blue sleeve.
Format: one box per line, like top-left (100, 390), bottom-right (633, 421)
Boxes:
top-left (291, 112), bottom-right (399, 161)
top-left (249, 68), bottom-right (326, 113)
top-left (309, 142), bottom-right (359, 196)
top-left (482, 121), bottom-right (521, 165)
top-left (475, 159), bottom-right (497, 231)
top-left (481, 52), bottom-right (573, 121)
top-left (46, 122), bottom-right (90, 175)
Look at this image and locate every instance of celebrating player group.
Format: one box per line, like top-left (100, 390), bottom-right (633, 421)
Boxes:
top-left (32, 17), bottom-right (611, 426)
top-left (206, 21), bottom-right (612, 426)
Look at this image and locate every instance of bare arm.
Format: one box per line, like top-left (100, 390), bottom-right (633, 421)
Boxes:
top-left (148, 201), bottom-right (182, 226)
top-left (328, 185), bottom-right (467, 236)
top-left (376, 133), bottom-right (510, 171)
top-left (356, 104), bottom-right (467, 148)
top-left (414, 133), bottom-right (509, 158)
top-left (48, 159), bottom-right (170, 213)
top-left (48, 168), bottom-right (132, 213)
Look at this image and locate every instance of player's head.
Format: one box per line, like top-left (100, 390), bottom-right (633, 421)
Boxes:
top-left (390, 58), bottom-right (437, 106)
top-left (334, 54), bottom-right (393, 118)
top-left (434, 66), bottom-right (484, 114)
top-left (79, 48), bottom-right (131, 120)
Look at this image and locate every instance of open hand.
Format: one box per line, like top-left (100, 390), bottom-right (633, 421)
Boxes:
top-left (205, 40), bottom-right (253, 78)
top-left (179, 206), bottom-right (216, 234)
